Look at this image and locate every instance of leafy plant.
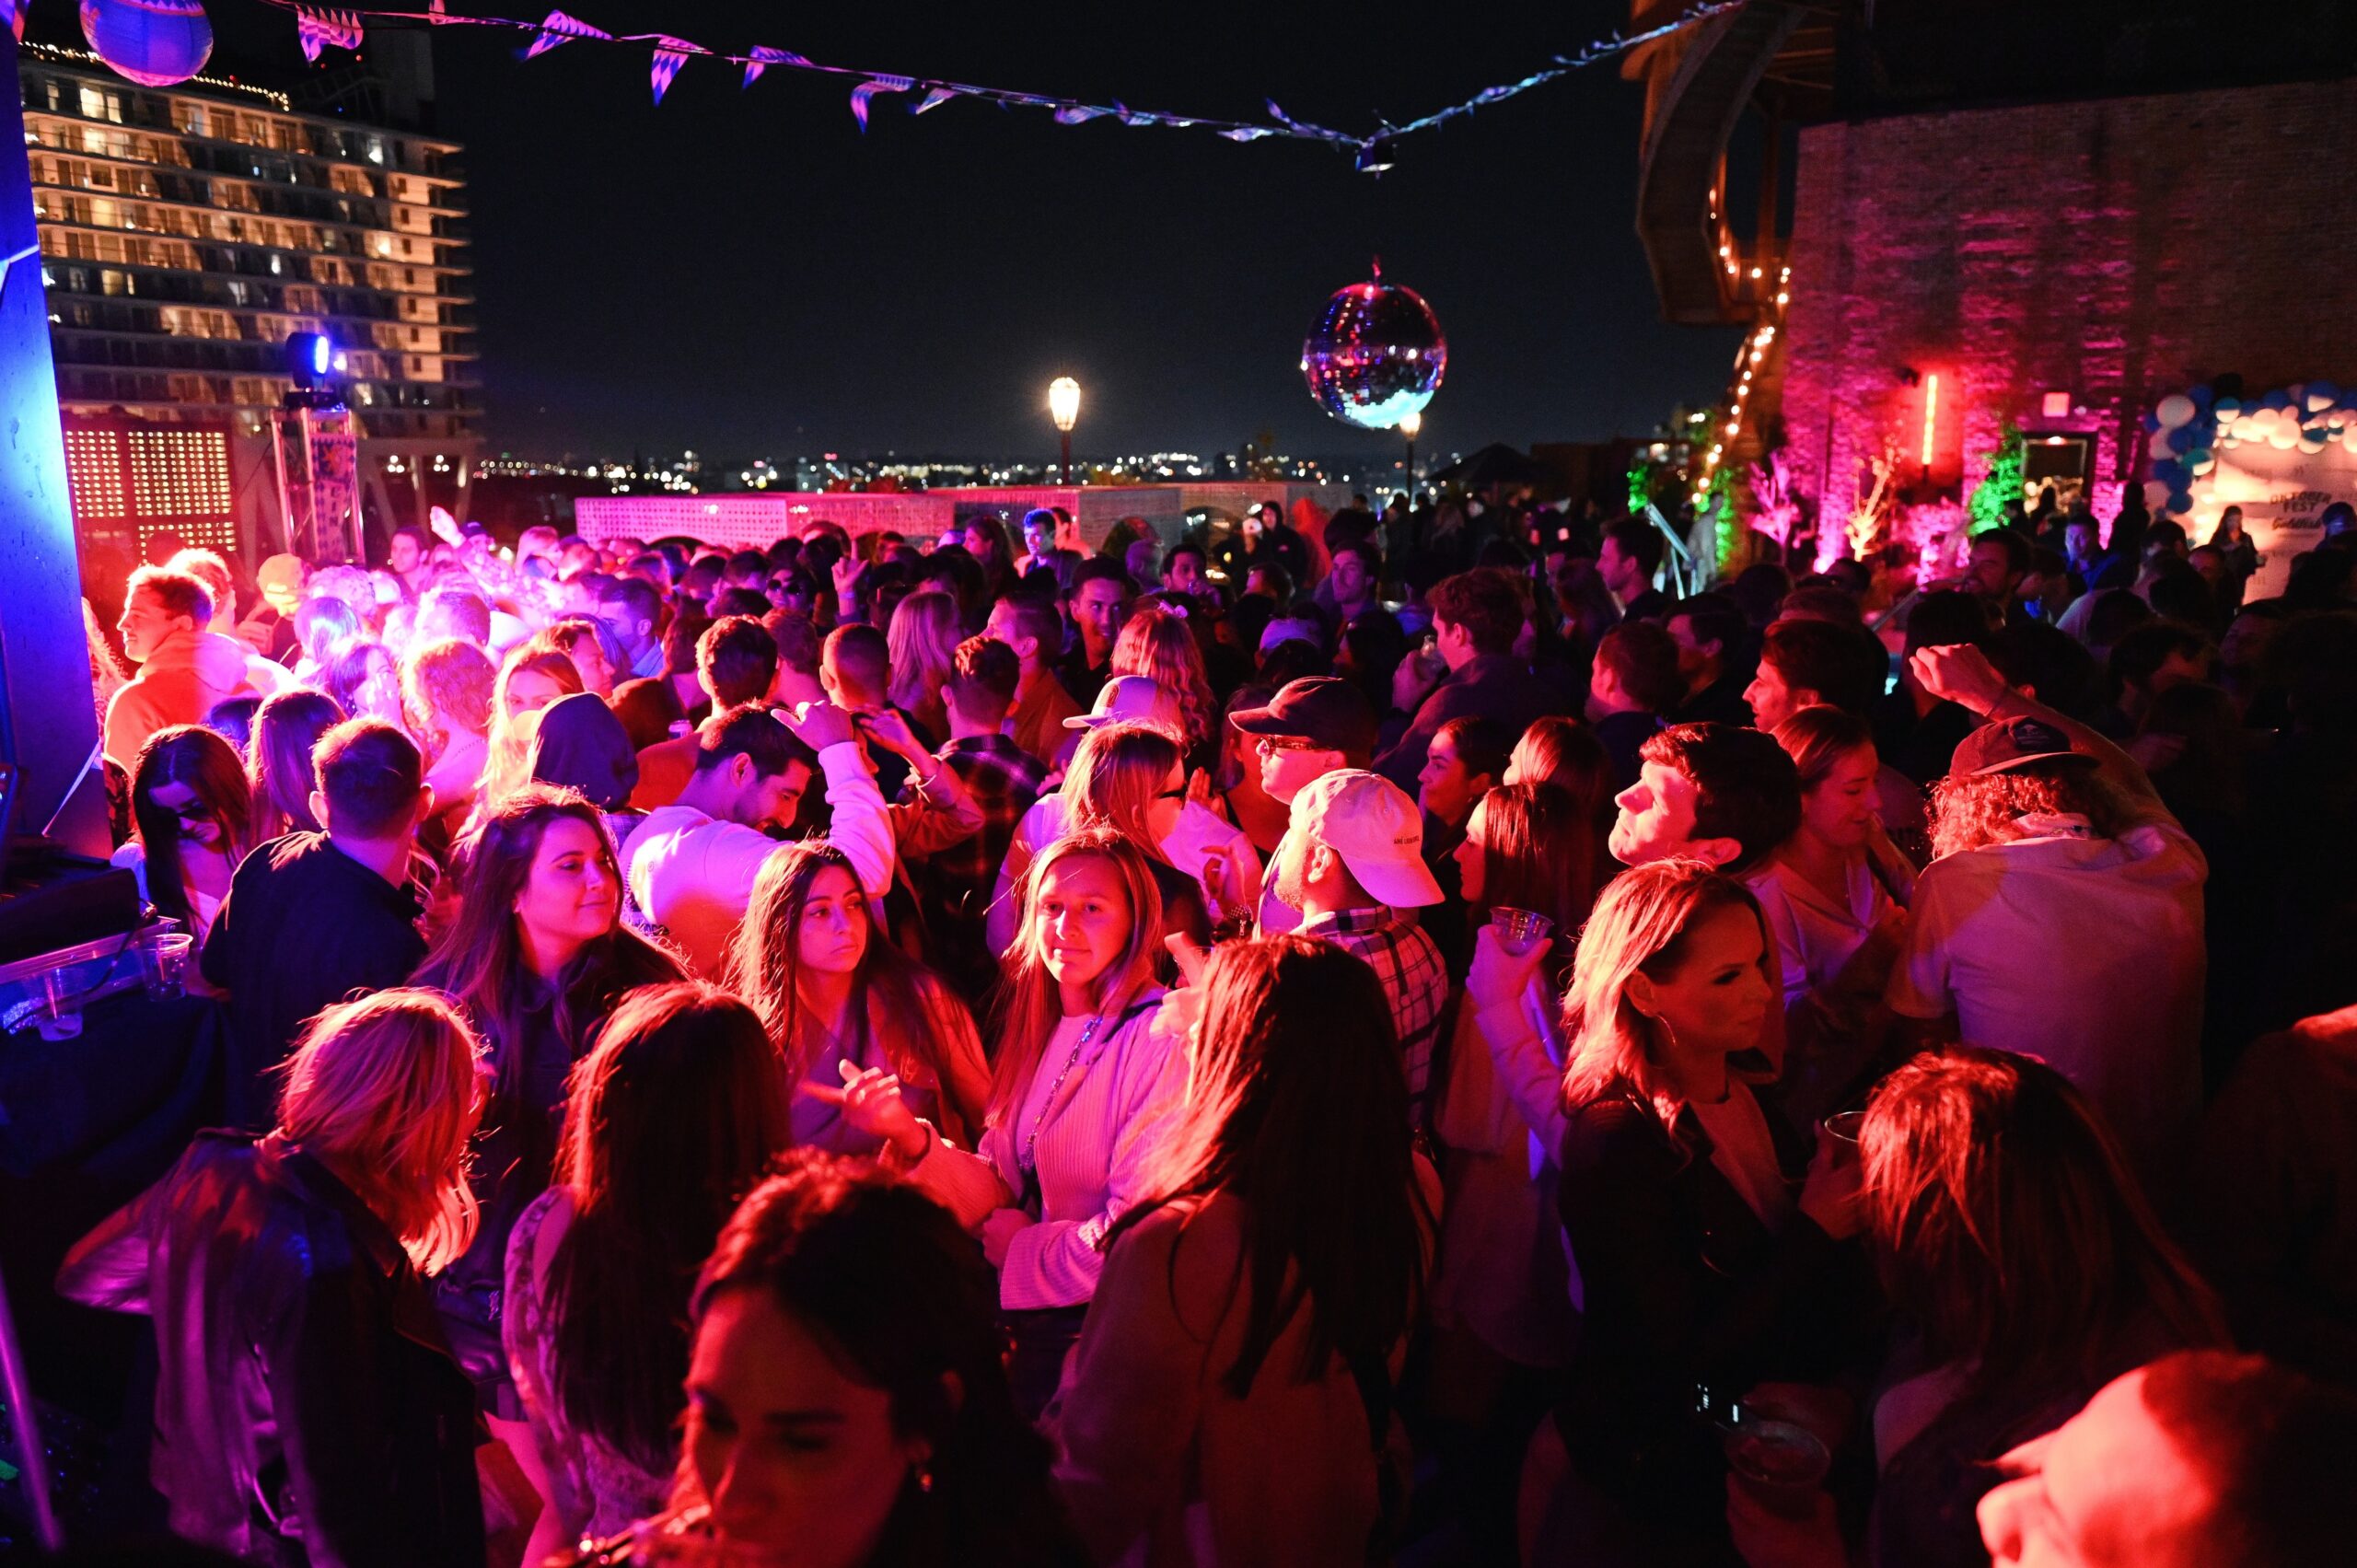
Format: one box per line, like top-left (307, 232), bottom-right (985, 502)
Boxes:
top-left (1968, 422), bottom-right (2026, 533)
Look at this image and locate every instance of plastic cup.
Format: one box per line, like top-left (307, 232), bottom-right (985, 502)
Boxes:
top-left (37, 967), bottom-right (84, 1040)
top-left (136, 932), bottom-right (196, 1000)
top-left (1724, 1418), bottom-right (1831, 1520)
top-left (1490, 906), bottom-right (1555, 957)
top-left (1823, 1109), bottom-right (1868, 1144)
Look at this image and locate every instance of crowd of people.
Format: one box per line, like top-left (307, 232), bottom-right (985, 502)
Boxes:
top-left (48, 487), bottom-right (2357, 1567)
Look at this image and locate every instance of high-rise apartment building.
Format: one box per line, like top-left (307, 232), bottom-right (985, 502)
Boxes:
top-left (17, 32), bottom-right (477, 558)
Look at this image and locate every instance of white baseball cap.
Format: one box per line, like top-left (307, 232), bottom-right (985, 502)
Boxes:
top-left (1288, 769), bottom-right (1444, 907)
top-left (1063, 674), bottom-right (1182, 733)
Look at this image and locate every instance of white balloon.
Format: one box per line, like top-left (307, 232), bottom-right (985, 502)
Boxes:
top-left (2148, 428), bottom-right (2177, 460)
top-left (2143, 481), bottom-right (2173, 507)
top-left (2156, 394), bottom-right (2198, 428)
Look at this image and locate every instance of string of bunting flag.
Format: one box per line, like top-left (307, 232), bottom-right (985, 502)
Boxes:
top-left (250, 0), bottom-right (1744, 167)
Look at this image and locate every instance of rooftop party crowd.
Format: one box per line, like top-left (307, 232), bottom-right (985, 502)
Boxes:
top-left (45, 485), bottom-right (2357, 1566)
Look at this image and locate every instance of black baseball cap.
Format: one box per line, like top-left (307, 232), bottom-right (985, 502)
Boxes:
top-left (1228, 676), bottom-right (1380, 758)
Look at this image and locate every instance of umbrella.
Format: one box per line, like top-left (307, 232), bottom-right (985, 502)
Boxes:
top-left (1425, 442), bottom-right (1552, 492)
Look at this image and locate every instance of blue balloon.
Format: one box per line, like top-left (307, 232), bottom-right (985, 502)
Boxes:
top-left (2168, 424), bottom-right (2199, 452)
top-left (2214, 397), bottom-right (2243, 420)
top-left (2152, 458), bottom-right (2184, 484)
top-left (2186, 447), bottom-right (2213, 469)
top-left (2189, 384), bottom-right (2214, 407)
top-left (2262, 389), bottom-right (2293, 411)
top-left (2168, 490), bottom-right (2194, 514)
top-left (2309, 379), bottom-right (2339, 406)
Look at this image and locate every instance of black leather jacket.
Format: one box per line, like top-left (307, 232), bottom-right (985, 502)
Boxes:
top-left (56, 1132), bottom-right (484, 1568)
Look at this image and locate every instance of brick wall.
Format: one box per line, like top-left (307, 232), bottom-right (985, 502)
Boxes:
top-left (1780, 77), bottom-right (2357, 524)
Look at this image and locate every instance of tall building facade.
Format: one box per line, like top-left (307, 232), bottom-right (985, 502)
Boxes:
top-left (17, 34), bottom-right (477, 560)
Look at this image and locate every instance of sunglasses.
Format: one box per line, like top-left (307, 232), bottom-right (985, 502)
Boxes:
top-left (1255, 735), bottom-right (1322, 755)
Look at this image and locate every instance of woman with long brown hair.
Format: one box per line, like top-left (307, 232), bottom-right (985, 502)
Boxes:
top-left (115, 724), bottom-right (254, 944)
top-left (1056, 936), bottom-right (1434, 1564)
top-left (245, 686), bottom-right (344, 842)
top-left (60, 991), bottom-right (489, 1567)
top-left (503, 982), bottom-right (793, 1566)
top-left (1728, 1047), bottom-right (2228, 1568)
top-left (1503, 714), bottom-right (1614, 853)
top-left (1426, 783), bottom-right (1597, 1554)
top-left (732, 840), bottom-right (991, 1153)
top-left (1522, 858), bottom-right (1865, 1566)
top-left (832, 829), bottom-right (1186, 1417)
top-left (412, 786), bottom-right (683, 1468)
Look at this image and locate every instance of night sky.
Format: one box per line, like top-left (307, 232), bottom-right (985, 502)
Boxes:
top-left (236, 1), bottom-right (1744, 463)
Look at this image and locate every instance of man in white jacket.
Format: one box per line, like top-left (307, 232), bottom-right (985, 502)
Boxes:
top-left (624, 702), bottom-right (983, 979)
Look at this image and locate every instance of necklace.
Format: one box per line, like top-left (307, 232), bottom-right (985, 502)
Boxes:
top-left (1020, 1008), bottom-right (1107, 1175)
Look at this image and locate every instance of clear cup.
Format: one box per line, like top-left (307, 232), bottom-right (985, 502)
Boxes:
top-left (1822, 1109), bottom-right (1868, 1144)
top-left (1724, 1417), bottom-right (1831, 1520)
top-left (1490, 906), bottom-right (1555, 957)
top-left (136, 932), bottom-right (196, 1000)
top-left (36, 967), bottom-right (84, 1040)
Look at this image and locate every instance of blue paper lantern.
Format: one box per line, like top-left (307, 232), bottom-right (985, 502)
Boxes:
top-left (80, 0), bottom-right (213, 89)
top-left (1301, 267), bottom-right (1446, 431)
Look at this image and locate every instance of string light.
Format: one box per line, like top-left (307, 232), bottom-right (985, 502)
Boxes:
top-left (23, 40), bottom-right (292, 110)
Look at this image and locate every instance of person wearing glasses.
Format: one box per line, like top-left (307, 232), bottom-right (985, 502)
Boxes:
top-left (990, 679), bottom-right (1262, 953)
top-left (117, 724), bottom-right (256, 947)
top-left (1225, 677), bottom-right (1382, 935)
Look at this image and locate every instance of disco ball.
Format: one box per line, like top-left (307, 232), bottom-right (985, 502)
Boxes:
top-left (80, 0), bottom-right (214, 88)
top-left (1300, 265), bottom-right (1446, 430)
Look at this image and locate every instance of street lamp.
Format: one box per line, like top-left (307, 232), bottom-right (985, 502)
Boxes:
top-left (1049, 377), bottom-right (1081, 485)
top-left (1398, 409), bottom-right (1422, 492)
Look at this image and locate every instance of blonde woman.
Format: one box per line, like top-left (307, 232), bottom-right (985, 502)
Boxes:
top-left (1483, 859), bottom-right (1864, 1566)
top-left (886, 587), bottom-right (961, 745)
top-left (830, 829), bottom-right (1187, 1418)
top-left (403, 635), bottom-right (496, 830)
top-left (1111, 604), bottom-right (1218, 764)
top-left (991, 714), bottom-right (1261, 954)
top-left (59, 991), bottom-right (490, 1567)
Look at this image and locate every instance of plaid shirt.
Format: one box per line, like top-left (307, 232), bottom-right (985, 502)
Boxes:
top-left (1300, 905), bottom-right (1450, 1122)
top-left (901, 735), bottom-right (1050, 967)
